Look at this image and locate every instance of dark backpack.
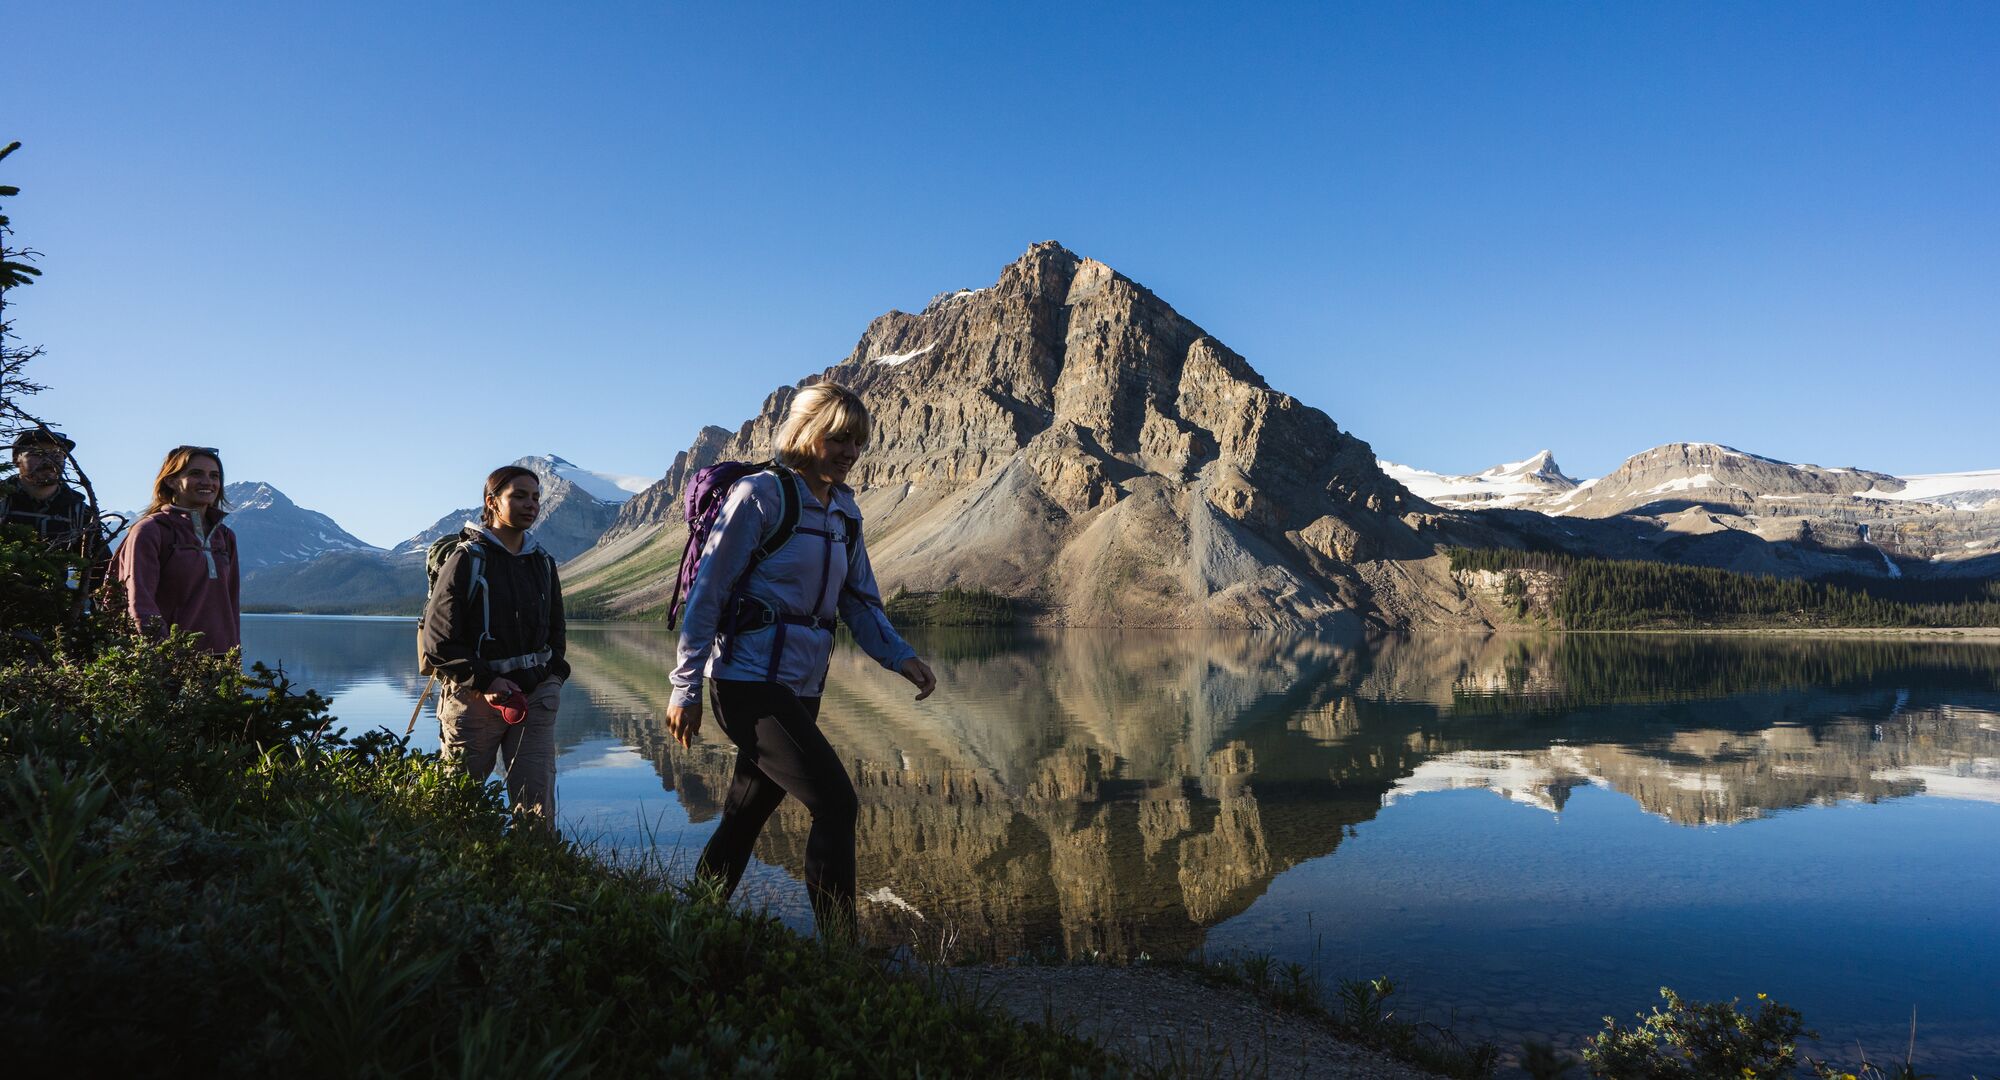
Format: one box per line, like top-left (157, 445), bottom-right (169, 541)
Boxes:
top-left (666, 461), bottom-right (812, 630)
top-left (417, 529), bottom-right (553, 675)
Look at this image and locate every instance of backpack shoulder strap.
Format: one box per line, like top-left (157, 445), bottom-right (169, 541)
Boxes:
top-left (752, 465), bottom-right (803, 561)
top-left (831, 498), bottom-right (882, 608)
top-left (463, 541), bottom-right (492, 649)
top-left (464, 540), bottom-right (487, 585)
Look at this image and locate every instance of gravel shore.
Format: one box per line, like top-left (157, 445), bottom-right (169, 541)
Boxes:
top-left (945, 964), bottom-right (1445, 1080)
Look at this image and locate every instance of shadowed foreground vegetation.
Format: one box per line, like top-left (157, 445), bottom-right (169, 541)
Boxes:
top-left (0, 618), bottom-right (1112, 1074)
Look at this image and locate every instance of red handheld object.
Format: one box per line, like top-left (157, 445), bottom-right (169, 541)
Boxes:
top-left (494, 690), bottom-right (530, 725)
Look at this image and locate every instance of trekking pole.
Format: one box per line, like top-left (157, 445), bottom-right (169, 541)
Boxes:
top-left (406, 674), bottom-right (438, 736)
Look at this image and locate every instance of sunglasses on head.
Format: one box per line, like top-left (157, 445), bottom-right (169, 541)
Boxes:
top-left (174, 445), bottom-right (222, 458)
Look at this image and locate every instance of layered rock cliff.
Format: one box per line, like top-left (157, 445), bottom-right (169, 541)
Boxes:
top-left (565, 242), bottom-right (1455, 629)
top-left (601, 427), bottom-right (734, 543)
top-left (1549, 443), bottom-right (1893, 515)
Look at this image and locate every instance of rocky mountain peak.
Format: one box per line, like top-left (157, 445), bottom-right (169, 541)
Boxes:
top-left (602, 426), bottom-right (733, 541)
top-left (802, 242), bottom-right (1377, 519)
top-left (1475, 450), bottom-right (1574, 485)
top-left (225, 481), bottom-right (291, 513)
top-left (219, 481), bottom-right (379, 571)
top-left (566, 242), bottom-right (1430, 629)
top-left (390, 453), bottom-right (628, 563)
top-left (515, 455), bottom-right (595, 507)
top-left (1379, 450), bottom-right (1577, 509)
top-left (1513, 450), bottom-right (1570, 483)
top-left (514, 454), bottom-right (652, 505)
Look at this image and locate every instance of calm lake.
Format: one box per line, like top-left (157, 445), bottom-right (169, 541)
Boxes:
top-left (243, 615), bottom-right (2000, 1071)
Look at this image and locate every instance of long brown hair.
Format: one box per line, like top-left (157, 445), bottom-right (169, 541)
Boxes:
top-left (142, 445), bottom-right (230, 517)
top-left (481, 465), bottom-right (540, 525)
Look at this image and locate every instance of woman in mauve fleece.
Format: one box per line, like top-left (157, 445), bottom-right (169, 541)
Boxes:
top-left (666, 382), bottom-right (936, 937)
top-left (112, 445), bottom-right (241, 654)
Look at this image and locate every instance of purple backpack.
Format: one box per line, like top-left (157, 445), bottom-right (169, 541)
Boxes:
top-left (666, 461), bottom-right (803, 629)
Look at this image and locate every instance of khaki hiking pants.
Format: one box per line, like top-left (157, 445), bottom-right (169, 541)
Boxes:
top-left (438, 675), bottom-right (562, 821)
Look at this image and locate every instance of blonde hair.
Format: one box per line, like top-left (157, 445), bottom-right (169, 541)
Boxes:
top-left (143, 445), bottom-right (230, 517)
top-left (774, 383), bottom-right (870, 469)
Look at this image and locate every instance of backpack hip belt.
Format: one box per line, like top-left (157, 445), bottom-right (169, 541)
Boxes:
top-left (722, 594), bottom-right (839, 634)
top-left (717, 594), bottom-right (840, 683)
top-left (487, 647), bottom-right (554, 675)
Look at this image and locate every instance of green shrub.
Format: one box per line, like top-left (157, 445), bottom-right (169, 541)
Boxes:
top-left (0, 626), bottom-right (1115, 1077)
top-left (1583, 988), bottom-right (1956, 1080)
top-left (1584, 987), bottom-right (1811, 1079)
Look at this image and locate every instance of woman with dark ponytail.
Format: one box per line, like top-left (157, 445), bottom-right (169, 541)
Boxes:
top-left (419, 465), bottom-right (569, 821)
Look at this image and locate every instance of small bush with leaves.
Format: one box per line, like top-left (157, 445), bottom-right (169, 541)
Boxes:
top-left (1584, 987), bottom-right (1811, 1079)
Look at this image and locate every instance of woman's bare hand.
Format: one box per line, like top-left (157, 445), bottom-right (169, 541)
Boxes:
top-left (666, 701), bottom-right (702, 748)
top-left (899, 657), bottom-right (937, 701)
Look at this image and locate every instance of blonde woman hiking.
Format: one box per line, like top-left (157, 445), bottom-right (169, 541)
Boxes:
top-left (666, 382), bottom-right (936, 936)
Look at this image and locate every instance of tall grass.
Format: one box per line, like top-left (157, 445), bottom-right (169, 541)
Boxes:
top-left (0, 628), bottom-right (1116, 1077)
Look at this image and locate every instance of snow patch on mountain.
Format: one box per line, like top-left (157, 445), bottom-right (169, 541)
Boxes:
top-left (1380, 450), bottom-right (1578, 508)
top-left (1643, 473), bottom-right (1718, 496)
top-left (875, 343), bottom-right (935, 367)
top-left (222, 481), bottom-right (383, 571)
top-left (539, 455), bottom-right (653, 503)
top-left (1852, 469), bottom-right (2000, 511)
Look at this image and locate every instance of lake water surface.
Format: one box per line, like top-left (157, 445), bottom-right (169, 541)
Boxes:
top-left (243, 615), bottom-right (2000, 1071)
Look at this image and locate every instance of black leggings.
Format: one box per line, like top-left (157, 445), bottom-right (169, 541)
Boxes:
top-left (696, 679), bottom-right (858, 934)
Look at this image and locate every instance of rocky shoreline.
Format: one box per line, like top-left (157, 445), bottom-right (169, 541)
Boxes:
top-left (949, 964), bottom-right (1447, 1080)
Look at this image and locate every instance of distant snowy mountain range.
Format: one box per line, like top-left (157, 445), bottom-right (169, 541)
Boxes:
top-left (223, 433), bottom-right (1995, 617)
top-left (1378, 450), bottom-right (1578, 510)
top-left (233, 453), bottom-right (657, 613)
top-left (1381, 443), bottom-right (2000, 573)
top-left (1381, 445), bottom-right (2000, 516)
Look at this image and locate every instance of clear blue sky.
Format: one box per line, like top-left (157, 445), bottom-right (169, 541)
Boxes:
top-left (11, 2), bottom-right (1997, 547)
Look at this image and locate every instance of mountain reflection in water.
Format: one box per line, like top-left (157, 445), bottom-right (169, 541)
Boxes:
top-left (244, 618), bottom-right (2000, 1069)
top-left (566, 629), bottom-right (2000, 960)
